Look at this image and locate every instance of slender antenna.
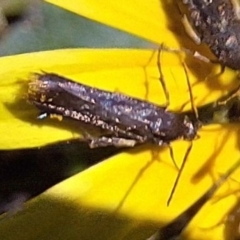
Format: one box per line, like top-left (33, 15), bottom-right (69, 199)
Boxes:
top-left (167, 141), bottom-right (193, 206)
top-left (167, 62), bottom-right (199, 206)
top-left (182, 62), bottom-right (199, 120)
top-left (157, 44), bottom-right (170, 108)
top-left (168, 145), bottom-right (179, 170)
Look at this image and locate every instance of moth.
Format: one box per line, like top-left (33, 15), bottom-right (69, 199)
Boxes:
top-left (27, 73), bottom-right (200, 148)
top-left (27, 55), bottom-right (201, 205)
top-left (181, 0), bottom-right (240, 70)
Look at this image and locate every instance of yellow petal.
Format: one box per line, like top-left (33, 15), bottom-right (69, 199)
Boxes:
top-left (1, 140), bottom-right (240, 240)
top-left (0, 49), bottom-right (240, 240)
top-left (0, 42), bottom-right (239, 240)
top-left (1, 0), bottom-right (237, 239)
top-left (0, 1), bottom-right (239, 239)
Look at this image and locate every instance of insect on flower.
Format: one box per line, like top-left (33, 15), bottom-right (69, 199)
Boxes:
top-left (27, 50), bottom-right (201, 205)
top-left (27, 61), bottom-right (200, 150)
top-left (180, 0), bottom-right (240, 70)
top-left (146, 159), bottom-right (240, 240)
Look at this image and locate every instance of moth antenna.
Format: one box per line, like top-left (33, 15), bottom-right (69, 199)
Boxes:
top-left (168, 63), bottom-right (199, 205)
top-left (142, 47), bottom-right (158, 101)
top-left (182, 62), bottom-right (199, 120)
top-left (167, 141), bottom-right (193, 206)
top-left (168, 145), bottom-right (179, 170)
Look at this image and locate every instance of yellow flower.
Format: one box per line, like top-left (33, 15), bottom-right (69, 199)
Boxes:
top-left (1, 1), bottom-right (240, 240)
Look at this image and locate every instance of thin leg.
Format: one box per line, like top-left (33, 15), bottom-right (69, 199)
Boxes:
top-left (88, 136), bottom-right (137, 148)
top-left (142, 49), bottom-right (156, 101)
top-left (157, 44), bottom-right (170, 108)
top-left (182, 14), bottom-right (201, 45)
top-left (217, 85), bottom-right (240, 105)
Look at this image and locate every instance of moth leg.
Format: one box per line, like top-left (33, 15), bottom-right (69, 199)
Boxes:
top-left (217, 85), bottom-right (240, 105)
top-left (88, 136), bottom-right (138, 148)
top-left (181, 14), bottom-right (226, 74)
top-left (77, 126), bottom-right (137, 148)
top-left (157, 45), bottom-right (170, 108)
top-left (191, 51), bottom-right (211, 63)
top-left (72, 124), bottom-right (122, 148)
top-left (184, 48), bottom-right (225, 73)
top-left (182, 48), bottom-right (226, 81)
top-left (182, 14), bottom-right (201, 45)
